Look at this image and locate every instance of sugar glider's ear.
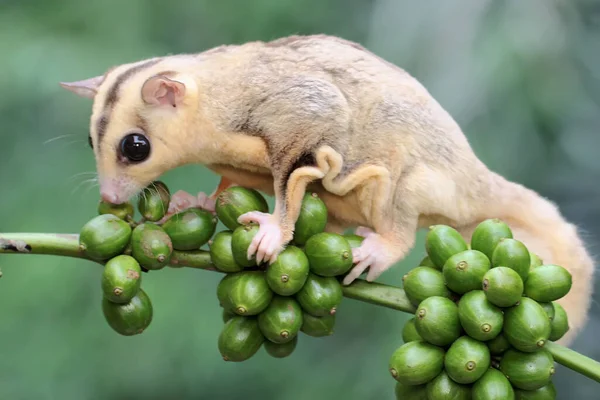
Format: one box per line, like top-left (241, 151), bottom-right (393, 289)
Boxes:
top-left (141, 75), bottom-right (186, 108)
top-left (59, 75), bottom-right (105, 99)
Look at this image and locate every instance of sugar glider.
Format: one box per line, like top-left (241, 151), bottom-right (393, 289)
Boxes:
top-left (60, 34), bottom-right (595, 345)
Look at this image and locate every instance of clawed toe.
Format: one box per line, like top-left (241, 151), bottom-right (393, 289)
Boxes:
top-left (352, 247), bottom-right (364, 262)
top-left (239, 212), bottom-right (285, 265)
top-left (355, 226), bottom-right (375, 237)
top-left (365, 263), bottom-right (385, 282)
top-left (157, 190), bottom-right (194, 222)
top-left (158, 190), bottom-right (216, 223)
top-left (343, 232), bottom-right (401, 285)
top-left (197, 192), bottom-right (217, 213)
top-left (238, 211), bottom-right (271, 225)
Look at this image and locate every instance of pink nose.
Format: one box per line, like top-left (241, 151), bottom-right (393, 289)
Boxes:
top-left (100, 190), bottom-right (120, 204)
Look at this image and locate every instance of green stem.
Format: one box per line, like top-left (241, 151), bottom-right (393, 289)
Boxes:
top-left (545, 342), bottom-right (600, 382)
top-left (169, 250), bottom-right (217, 271)
top-left (0, 233), bottom-right (89, 260)
top-left (1, 232), bottom-right (599, 384)
top-left (340, 279), bottom-right (416, 314)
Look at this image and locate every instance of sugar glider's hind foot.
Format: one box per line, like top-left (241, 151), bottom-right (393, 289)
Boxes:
top-left (342, 230), bottom-right (403, 285)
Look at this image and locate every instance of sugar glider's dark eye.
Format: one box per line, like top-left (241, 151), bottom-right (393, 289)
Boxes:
top-left (88, 135), bottom-right (93, 149)
top-left (120, 133), bottom-right (151, 163)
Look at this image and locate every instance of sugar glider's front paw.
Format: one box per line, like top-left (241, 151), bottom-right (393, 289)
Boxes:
top-left (196, 192), bottom-right (217, 213)
top-left (342, 230), bottom-right (401, 285)
top-left (157, 190), bottom-right (215, 223)
top-left (168, 190), bottom-right (198, 212)
top-left (237, 211), bottom-right (287, 264)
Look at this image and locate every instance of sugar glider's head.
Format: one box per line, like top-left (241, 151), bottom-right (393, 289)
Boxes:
top-left (60, 58), bottom-right (200, 204)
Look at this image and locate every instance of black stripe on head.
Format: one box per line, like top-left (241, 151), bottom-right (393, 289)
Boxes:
top-left (103, 58), bottom-right (162, 109)
top-left (94, 58), bottom-right (162, 149)
top-left (96, 115), bottom-right (109, 141)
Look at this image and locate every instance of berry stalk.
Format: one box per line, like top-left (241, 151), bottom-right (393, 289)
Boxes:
top-left (545, 341), bottom-right (600, 383)
top-left (1, 231), bottom-right (600, 384)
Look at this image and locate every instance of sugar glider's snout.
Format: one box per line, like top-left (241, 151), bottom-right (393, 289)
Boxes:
top-left (99, 176), bottom-right (139, 205)
top-left (100, 187), bottom-right (120, 204)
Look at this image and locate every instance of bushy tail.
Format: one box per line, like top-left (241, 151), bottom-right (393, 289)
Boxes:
top-left (458, 173), bottom-right (597, 346)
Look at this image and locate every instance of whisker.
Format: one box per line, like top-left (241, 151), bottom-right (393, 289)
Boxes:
top-left (141, 190), bottom-right (149, 213)
top-left (158, 186), bottom-right (167, 217)
top-left (149, 182), bottom-right (168, 217)
top-left (43, 134), bottom-right (80, 145)
top-left (83, 179), bottom-right (99, 197)
top-left (70, 178), bottom-right (97, 198)
top-left (47, 139), bottom-right (88, 152)
top-left (66, 171), bottom-right (98, 182)
top-left (132, 191), bottom-right (144, 208)
top-left (148, 182), bottom-right (158, 211)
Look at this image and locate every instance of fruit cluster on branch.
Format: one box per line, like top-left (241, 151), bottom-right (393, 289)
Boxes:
top-left (75, 183), bottom-right (366, 355)
top-left (391, 220), bottom-right (572, 399)
top-left (214, 189), bottom-right (360, 360)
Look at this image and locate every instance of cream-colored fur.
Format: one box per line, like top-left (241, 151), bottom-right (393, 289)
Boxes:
top-left (60, 34), bottom-right (595, 346)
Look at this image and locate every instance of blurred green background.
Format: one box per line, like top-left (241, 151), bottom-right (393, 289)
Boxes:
top-left (1, 1), bottom-right (600, 399)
